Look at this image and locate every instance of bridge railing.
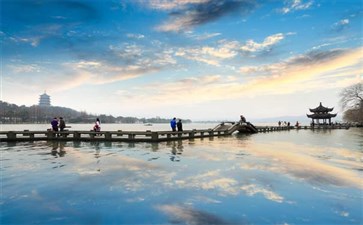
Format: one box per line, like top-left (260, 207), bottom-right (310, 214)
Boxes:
top-left (0, 129), bottom-right (231, 142)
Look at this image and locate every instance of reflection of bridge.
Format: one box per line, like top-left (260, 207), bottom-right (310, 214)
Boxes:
top-left (0, 122), bottom-right (349, 142)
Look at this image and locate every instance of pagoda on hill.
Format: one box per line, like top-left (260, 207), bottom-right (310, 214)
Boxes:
top-left (307, 102), bottom-right (337, 125)
top-left (38, 91), bottom-right (51, 107)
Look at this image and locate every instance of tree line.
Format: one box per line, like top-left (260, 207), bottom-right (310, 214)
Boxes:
top-left (0, 101), bottom-right (191, 124)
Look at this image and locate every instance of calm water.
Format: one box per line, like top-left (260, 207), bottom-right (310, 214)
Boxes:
top-left (1, 124), bottom-right (362, 225)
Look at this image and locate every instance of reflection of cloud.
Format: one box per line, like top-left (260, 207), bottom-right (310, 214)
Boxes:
top-left (239, 142), bottom-right (363, 189)
top-left (175, 170), bottom-right (239, 196)
top-left (156, 204), bottom-right (231, 225)
top-left (240, 184), bottom-right (284, 203)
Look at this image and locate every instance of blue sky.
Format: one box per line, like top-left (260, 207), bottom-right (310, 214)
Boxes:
top-left (1, 0), bottom-right (362, 120)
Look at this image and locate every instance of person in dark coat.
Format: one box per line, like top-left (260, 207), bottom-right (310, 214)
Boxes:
top-left (59, 117), bottom-right (66, 131)
top-left (177, 119), bottom-right (183, 132)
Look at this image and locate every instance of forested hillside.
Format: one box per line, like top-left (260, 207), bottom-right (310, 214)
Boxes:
top-left (0, 101), bottom-right (191, 124)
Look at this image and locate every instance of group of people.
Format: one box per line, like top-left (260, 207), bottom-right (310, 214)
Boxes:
top-left (278, 121), bottom-right (299, 127)
top-left (170, 117), bottom-right (183, 132)
top-left (50, 117), bottom-right (101, 132)
top-left (50, 117), bottom-right (66, 131)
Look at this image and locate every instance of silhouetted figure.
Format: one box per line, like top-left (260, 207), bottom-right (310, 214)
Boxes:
top-left (240, 115), bottom-right (246, 123)
top-left (59, 117), bottom-right (66, 131)
top-left (177, 119), bottom-right (183, 132)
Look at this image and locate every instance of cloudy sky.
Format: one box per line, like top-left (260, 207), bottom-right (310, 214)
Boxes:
top-left (1, 0), bottom-right (362, 120)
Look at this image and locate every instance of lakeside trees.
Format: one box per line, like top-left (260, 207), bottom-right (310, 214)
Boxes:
top-left (339, 82), bottom-right (363, 124)
top-left (0, 101), bottom-right (191, 124)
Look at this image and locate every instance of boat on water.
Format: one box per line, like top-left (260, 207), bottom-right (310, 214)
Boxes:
top-left (144, 123), bottom-right (152, 126)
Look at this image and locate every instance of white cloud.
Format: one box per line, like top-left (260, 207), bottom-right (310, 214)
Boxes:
top-left (331, 19), bottom-right (350, 31)
top-left (240, 33), bottom-right (285, 52)
top-left (280, 0), bottom-right (314, 14)
top-left (176, 40), bottom-right (239, 66)
top-left (126, 33), bottom-right (145, 39)
top-left (185, 31), bottom-right (222, 40)
top-left (145, 0), bottom-right (210, 10)
top-left (8, 64), bottom-right (42, 73)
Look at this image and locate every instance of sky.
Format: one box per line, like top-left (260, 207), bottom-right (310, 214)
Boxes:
top-left (1, 0), bottom-right (362, 121)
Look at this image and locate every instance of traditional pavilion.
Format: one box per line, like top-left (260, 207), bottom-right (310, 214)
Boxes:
top-left (307, 102), bottom-right (337, 125)
top-left (38, 91), bottom-right (51, 107)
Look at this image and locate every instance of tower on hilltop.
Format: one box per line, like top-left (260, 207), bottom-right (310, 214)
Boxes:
top-left (39, 91), bottom-right (51, 107)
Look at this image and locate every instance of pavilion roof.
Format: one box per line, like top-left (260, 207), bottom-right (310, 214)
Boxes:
top-left (309, 102), bottom-right (334, 113)
top-left (306, 113), bottom-right (337, 119)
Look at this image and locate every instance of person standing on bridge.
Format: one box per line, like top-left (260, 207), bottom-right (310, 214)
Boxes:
top-left (51, 117), bottom-right (58, 131)
top-left (59, 117), bottom-right (66, 131)
top-left (177, 119), bottom-right (183, 132)
top-left (170, 117), bottom-right (177, 132)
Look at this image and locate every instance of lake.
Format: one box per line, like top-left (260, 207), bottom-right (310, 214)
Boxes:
top-left (1, 124), bottom-right (362, 225)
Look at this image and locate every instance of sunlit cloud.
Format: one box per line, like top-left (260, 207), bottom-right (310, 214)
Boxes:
top-left (115, 47), bottom-right (362, 106)
top-left (240, 33), bottom-right (287, 53)
top-left (176, 40), bottom-right (238, 66)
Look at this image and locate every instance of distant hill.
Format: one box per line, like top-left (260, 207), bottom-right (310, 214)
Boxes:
top-left (0, 101), bottom-right (191, 124)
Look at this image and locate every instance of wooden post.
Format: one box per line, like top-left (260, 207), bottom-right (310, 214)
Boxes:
top-left (151, 132), bottom-right (159, 141)
top-left (7, 131), bottom-right (16, 139)
top-left (209, 130), bottom-right (214, 136)
top-left (74, 131), bottom-right (80, 139)
top-left (46, 130), bottom-right (54, 139)
top-left (189, 130), bottom-right (195, 138)
top-left (105, 132), bottom-right (112, 140)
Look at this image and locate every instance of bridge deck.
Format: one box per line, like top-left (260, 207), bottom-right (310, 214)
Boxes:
top-left (0, 124), bottom-right (349, 142)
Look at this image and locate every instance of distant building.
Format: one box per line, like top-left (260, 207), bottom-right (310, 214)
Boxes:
top-left (307, 102), bottom-right (337, 125)
top-left (39, 92), bottom-right (51, 107)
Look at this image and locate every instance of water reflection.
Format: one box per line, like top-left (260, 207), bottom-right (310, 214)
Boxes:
top-left (48, 141), bottom-right (66, 157)
top-left (167, 140), bottom-right (184, 162)
top-left (2, 129), bottom-right (362, 225)
top-left (156, 204), bottom-right (233, 225)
